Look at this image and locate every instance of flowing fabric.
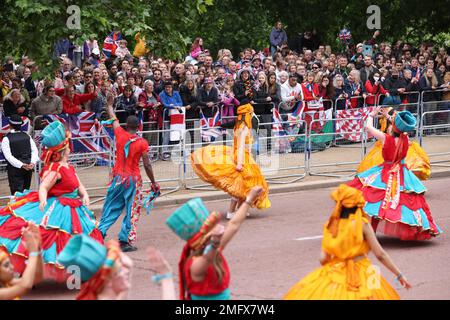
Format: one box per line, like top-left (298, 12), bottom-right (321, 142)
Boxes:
top-left (285, 184), bottom-right (400, 300)
top-left (190, 104), bottom-right (270, 209)
top-left (350, 134), bottom-right (441, 240)
top-left (0, 163), bottom-right (103, 281)
top-left (358, 140), bottom-right (431, 181)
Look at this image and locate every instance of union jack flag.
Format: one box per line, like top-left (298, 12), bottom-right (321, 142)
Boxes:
top-left (272, 108), bottom-right (291, 153)
top-left (102, 31), bottom-right (123, 59)
top-left (339, 29), bottom-right (352, 42)
top-left (200, 110), bottom-right (223, 142)
top-left (288, 101), bottom-right (305, 125)
top-left (44, 112), bottom-right (113, 165)
top-left (0, 114), bottom-right (31, 161)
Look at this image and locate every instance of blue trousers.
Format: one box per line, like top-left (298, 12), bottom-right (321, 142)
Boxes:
top-left (99, 176), bottom-right (141, 243)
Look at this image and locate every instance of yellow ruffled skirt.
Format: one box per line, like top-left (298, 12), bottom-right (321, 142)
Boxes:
top-left (284, 257), bottom-right (400, 300)
top-left (190, 145), bottom-right (271, 209)
top-left (358, 141), bottom-right (431, 180)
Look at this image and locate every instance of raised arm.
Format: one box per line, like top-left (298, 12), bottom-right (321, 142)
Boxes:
top-left (366, 106), bottom-right (386, 143)
top-left (220, 186), bottom-right (263, 250)
top-left (147, 247), bottom-right (176, 300)
top-left (0, 223), bottom-right (42, 300)
top-left (363, 223), bottom-right (412, 289)
top-left (106, 93), bottom-right (121, 130)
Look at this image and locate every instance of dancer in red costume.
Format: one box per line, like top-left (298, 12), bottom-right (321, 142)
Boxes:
top-left (0, 121), bottom-right (103, 281)
top-left (348, 107), bottom-right (441, 240)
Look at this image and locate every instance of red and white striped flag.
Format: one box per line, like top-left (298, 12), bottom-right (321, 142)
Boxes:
top-left (169, 107), bottom-right (185, 141)
top-left (335, 107), bottom-right (374, 142)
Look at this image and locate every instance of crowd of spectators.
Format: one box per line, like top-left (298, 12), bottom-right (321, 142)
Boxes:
top-left (1, 25), bottom-right (449, 157)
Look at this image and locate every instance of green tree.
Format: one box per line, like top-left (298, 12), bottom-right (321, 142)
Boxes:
top-left (0, 0), bottom-right (213, 75)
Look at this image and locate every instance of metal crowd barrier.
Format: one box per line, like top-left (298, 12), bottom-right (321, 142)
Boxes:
top-left (138, 128), bottom-right (184, 195)
top-left (419, 110), bottom-right (450, 167)
top-left (257, 120), bottom-right (307, 184)
top-left (2, 91), bottom-right (450, 200)
top-left (308, 118), bottom-right (365, 178)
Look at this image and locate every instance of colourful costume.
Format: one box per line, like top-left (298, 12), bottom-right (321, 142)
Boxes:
top-left (285, 184), bottom-right (400, 300)
top-left (99, 126), bottom-right (149, 244)
top-left (166, 198), bottom-right (231, 300)
top-left (0, 122), bottom-right (103, 281)
top-left (358, 109), bottom-right (431, 180)
top-left (349, 111), bottom-right (441, 240)
top-left (190, 104), bottom-right (270, 209)
top-left (58, 234), bottom-right (123, 300)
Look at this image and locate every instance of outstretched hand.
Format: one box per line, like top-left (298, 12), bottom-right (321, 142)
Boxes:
top-left (147, 246), bottom-right (172, 275)
top-left (247, 186), bottom-right (263, 204)
top-left (398, 275), bottom-right (412, 290)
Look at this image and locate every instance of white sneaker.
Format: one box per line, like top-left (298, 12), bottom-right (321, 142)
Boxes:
top-left (226, 212), bottom-right (235, 220)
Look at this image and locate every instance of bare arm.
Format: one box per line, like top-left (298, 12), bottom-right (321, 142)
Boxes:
top-left (0, 257), bottom-right (39, 300)
top-left (220, 186), bottom-right (263, 250)
top-left (0, 225), bottom-right (41, 300)
top-left (363, 223), bottom-right (411, 289)
top-left (190, 224), bottom-right (224, 282)
top-left (38, 171), bottom-right (59, 211)
top-left (366, 107), bottom-right (385, 143)
top-left (106, 93), bottom-right (121, 130)
top-left (75, 174), bottom-right (90, 207)
top-left (147, 247), bottom-right (176, 300)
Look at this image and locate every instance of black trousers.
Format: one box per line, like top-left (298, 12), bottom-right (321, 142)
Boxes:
top-left (7, 165), bottom-right (33, 195)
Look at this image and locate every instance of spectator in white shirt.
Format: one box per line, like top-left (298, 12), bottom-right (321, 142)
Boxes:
top-left (1, 115), bottom-right (39, 195)
top-left (280, 73), bottom-right (303, 113)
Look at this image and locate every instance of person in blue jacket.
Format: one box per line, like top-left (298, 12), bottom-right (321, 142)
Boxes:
top-left (159, 81), bottom-right (183, 161)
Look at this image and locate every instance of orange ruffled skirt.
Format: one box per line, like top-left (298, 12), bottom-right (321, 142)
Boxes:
top-left (284, 257), bottom-right (400, 300)
top-left (190, 145), bottom-right (271, 209)
top-left (358, 141), bottom-right (431, 180)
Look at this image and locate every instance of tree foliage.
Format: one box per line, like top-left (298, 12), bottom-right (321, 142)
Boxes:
top-left (1, 0), bottom-right (449, 76)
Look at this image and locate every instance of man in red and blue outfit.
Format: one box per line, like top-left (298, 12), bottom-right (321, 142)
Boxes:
top-left (99, 94), bottom-right (159, 252)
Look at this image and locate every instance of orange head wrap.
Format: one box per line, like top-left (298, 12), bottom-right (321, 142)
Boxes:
top-left (235, 103), bottom-right (254, 131)
top-left (326, 184), bottom-right (366, 238)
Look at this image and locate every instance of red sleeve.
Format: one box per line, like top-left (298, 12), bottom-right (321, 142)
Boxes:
top-left (114, 125), bottom-right (126, 136)
top-left (76, 92), bottom-right (96, 104)
top-left (379, 84), bottom-right (388, 95)
top-left (141, 139), bottom-right (149, 154)
top-left (313, 84), bottom-right (320, 97)
top-left (301, 84), bottom-right (313, 101)
top-left (55, 88), bottom-right (65, 96)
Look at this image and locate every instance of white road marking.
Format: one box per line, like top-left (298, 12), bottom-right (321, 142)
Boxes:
top-left (294, 235), bottom-right (323, 241)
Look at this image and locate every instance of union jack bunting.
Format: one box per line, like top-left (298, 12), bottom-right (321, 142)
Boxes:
top-left (44, 112), bottom-right (112, 165)
top-left (200, 110), bottom-right (223, 142)
top-left (102, 31), bottom-right (122, 59)
top-left (272, 107), bottom-right (291, 153)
